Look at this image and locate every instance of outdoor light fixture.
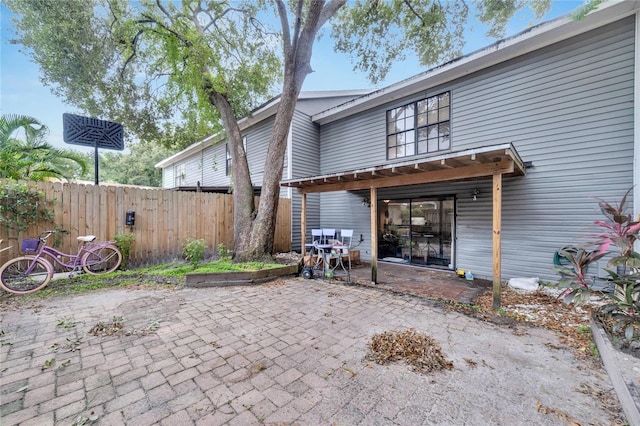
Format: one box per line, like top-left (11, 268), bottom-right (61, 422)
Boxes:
top-left (472, 188), bottom-right (480, 201)
top-left (361, 197), bottom-right (371, 208)
top-left (126, 210), bottom-right (136, 226)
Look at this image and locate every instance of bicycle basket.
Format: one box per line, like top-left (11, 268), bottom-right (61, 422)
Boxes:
top-left (21, 238), bottom-right (41, 253)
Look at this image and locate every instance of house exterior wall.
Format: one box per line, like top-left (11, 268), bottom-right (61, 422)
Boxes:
top-left (291, 111), bottom-right (321, 251)
top-left (318, 17), bottom-right (636, 281)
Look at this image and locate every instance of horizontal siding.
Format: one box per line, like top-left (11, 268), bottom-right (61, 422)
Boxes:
top-left (451, 17), bottom-right (635, 281)
top-left (317, 16), bottom-right (636, 281)
top-left (319, 191), bottom-right (372, 257)
top-left (320, 108), bottom-right (387, 174)
top-left (162, 167), bottom-right (174, 189)
top-left (201, 143), bottom-right (230, 187)
top-left (246, 115), bottom-right (277, 187)
top-left (291, 111), bottom-right (321, 251)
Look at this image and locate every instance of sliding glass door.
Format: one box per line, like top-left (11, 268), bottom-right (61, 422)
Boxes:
top-left (379, 196), bottom-right (454, 269)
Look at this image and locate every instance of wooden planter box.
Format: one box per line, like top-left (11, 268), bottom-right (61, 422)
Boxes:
top-left (185, 264), bottom-right (300, 288)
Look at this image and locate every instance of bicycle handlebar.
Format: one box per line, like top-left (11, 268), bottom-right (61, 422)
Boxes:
top-left (39, 229), bottom-right (69, 240)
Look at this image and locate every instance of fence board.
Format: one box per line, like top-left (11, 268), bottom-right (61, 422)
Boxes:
top-left (0, 180), bottom-right (292, 266)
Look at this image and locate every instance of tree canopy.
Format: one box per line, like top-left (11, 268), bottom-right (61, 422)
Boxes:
top-left (0, 114), bottom-right (87, 181)
top-left (79, 140), bottom-right (174, 187)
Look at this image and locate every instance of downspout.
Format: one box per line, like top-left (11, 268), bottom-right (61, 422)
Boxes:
top-left (635, 11), bottom-right (640, 250)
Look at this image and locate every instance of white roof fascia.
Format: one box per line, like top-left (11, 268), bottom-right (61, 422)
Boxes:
top-left (312, 0), bottom-right (640, 125)
top-left (155, 90), bottom-right (373, 169)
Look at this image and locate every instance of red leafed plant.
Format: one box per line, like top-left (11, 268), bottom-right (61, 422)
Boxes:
top-left (591, 188), bottom-right (640, 269)
top-left (588, 188), bottom-right (640, 341)
top-left (555, 189), bottom-right (640, 341)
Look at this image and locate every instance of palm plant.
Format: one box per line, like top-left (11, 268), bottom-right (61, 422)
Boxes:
top-left (0, 114), bottom-right (87, 181)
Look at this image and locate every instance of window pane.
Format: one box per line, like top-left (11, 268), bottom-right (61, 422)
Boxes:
top-left (388, 134), bottom-right (397, 147)
top-left (417, 100), bottom-right (427, 114)
top-left (428, 138), bottom-right (438, 152)
top-left (417, 113), bottom-right (427, 127)
top-left (439, 135), bottom-right (450, 150)
top-left (397, 132), bottom-right (405, 144)
top-left (418, 127), bottom-right (428, 140)
top-left (418, 139), bottom-right (428, 154)
top-left (397, 145), bottom-right (405, 158)
top-left (405, 104), bottom-right (415, 117)
top-left (405, 131), bottom-right (415, 143)
top-left (428, 125), bottom-right (439, 139)
top-left (388, 147), bottom-right (396, 159)
top-left (440, 92), bottom-right (450, 107)
top-left (439, 106), bottom-right (449, 122)
top-left (397, 119), bottom-right (406, 132)
top-left (439, 122), bottom-right (450, 137)
top-left (406, 143), bottom-right (415, 156)
top-left (388, 121), bottom-right (397, 134)
top-left (427, 109), bottom-right (438, 124)
top-left (428, 96), bottom-right (438, 111)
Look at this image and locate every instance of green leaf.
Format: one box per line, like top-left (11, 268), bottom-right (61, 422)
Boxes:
top-left (624, 323), bottom-right (634, 341)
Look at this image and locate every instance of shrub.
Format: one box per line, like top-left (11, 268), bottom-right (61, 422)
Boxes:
top-left (0, 180), bottom-right (54, 232)
top-left (114, 233), bottom-right (135, 270)
top-left (183, 238), bottom-right (207, 269)
top-left (217, 243), bottom-right (232, 261)
top-left (556, 188), bottom-right (640, 341)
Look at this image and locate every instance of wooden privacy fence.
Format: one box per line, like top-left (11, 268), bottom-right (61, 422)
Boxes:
top-left (0, 181), bottom-right (291, 266)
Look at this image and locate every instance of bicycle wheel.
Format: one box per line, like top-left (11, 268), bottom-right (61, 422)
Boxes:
top-left (82, 245), bottom-right (122, 275)
top-left (0, 256), bottom-right (53, 294)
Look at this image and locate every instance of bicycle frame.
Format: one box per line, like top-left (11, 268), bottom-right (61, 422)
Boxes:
top-left (26, 232), bottom-right (116, 274)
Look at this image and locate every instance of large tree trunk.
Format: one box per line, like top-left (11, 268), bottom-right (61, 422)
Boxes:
top-left (231, 0), bottom-right (347, 262)
top-left (204, 79), bottom-right (255, 257)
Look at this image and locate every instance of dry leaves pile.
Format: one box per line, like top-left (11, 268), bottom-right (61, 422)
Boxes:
top-left (89, 317), bottom-right (160, 337)
top-left (366, 328), bottom-right (453, 374)
top-left (473, 287), bottom-right (596, 358)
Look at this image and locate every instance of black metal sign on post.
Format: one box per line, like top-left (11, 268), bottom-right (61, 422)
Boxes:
top-left (62, 113), bottom-right (124, 185)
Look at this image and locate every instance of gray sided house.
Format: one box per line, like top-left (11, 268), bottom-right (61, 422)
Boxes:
top-left (155, 91), bottom-right (371, 251)
top-left (158, 0), bottom-right (640, 284)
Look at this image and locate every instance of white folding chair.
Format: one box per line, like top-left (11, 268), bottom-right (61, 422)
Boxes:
top-left (322, 228), bottom-right (335, 244)
top-left (340, 229), bottom-right (354, 269)
top-left (310, 229), bottom-right (324, 267)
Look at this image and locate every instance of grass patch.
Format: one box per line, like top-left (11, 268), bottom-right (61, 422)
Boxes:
top-left (0, 259), bottom-right (284, 303)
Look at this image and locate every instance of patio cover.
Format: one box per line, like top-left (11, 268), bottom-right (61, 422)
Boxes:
top-left (281, 143), bottom-right (527, 308)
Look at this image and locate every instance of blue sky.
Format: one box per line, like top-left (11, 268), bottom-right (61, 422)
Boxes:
top-left (0, 1), bottom-right (582, 151)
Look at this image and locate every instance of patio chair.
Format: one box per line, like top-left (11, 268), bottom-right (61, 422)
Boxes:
top-left (322, 228), bottom-right (336, 244)
top-left (340, 229), bottom-right (354, 269)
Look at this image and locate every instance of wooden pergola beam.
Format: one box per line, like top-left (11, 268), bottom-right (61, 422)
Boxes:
top-left (300, 161), bottom-right (514, 194)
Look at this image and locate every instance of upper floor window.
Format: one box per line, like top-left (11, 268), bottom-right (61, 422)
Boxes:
top-left (174, 163), bottom-right (186, 187)
top-left (387, 91), bottom-right (450, 160)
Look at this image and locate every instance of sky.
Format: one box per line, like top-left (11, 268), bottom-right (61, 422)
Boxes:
top-left (0, 1), bottom-right (583, 152)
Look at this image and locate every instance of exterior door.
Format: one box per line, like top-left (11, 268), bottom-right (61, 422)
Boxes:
top-left (379, 196), bottom-right (454, 268)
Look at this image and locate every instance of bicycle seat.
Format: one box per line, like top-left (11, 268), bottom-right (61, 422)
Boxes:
top-left (77, 235), bottom-right (97, 242)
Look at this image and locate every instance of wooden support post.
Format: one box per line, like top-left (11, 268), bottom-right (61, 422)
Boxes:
top-left (371, 187), bottom-right (378, 284)
top-left (301, 193), bottom-right (307, 256)
top-left (492, 172), bottom-right (502, 309)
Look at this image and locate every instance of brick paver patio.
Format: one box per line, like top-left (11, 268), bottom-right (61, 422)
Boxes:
top-left (0, 279), bottom-right (619, 425)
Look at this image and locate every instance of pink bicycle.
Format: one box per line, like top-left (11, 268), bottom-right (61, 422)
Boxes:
top-left (0, 230), bottom-right (122, 294)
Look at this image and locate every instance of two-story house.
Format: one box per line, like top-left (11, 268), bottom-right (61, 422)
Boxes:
top-left (158, 0), bottom-right (639, 284)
